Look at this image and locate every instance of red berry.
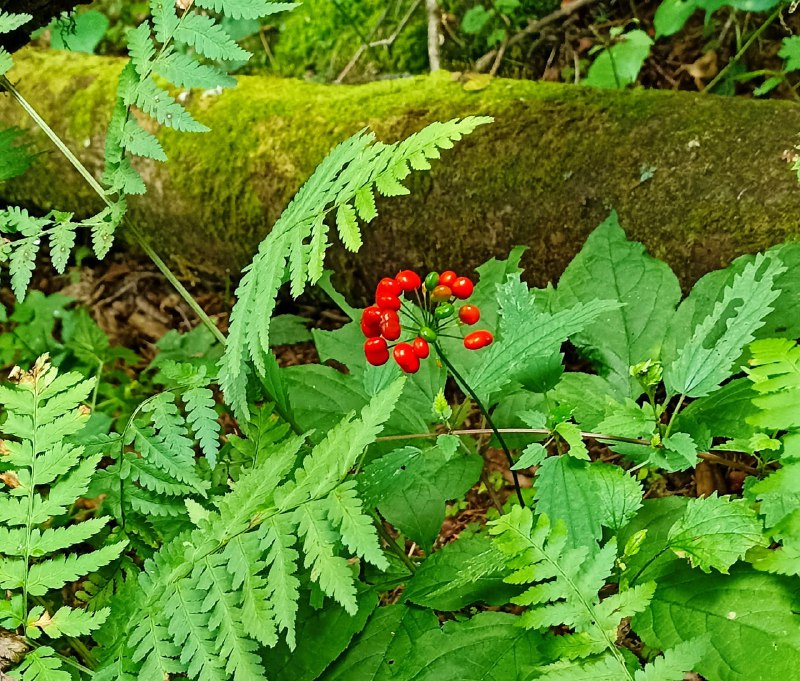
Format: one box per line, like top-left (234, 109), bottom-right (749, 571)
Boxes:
top-left (376, 277), bottom-right (401, 297)
top-left (376, 294), bottom-right (402, 311)
top-left (393, 342), bottom-right (420, 373)
top-left (431, 285), bottom-right (452, 302)
top-left (464, 330), bottom-right (493, 350)
top-left (451, 277), bottom-right (474, 300)
top-left (364, 338), bottom-right (389, 366)
top-left (412, 337), bottom-right (430, 359)
top-left (458, 304), bottom-right (480, 325)
top-left (379, 310), bottom-right (401, 341)
top-left (439, 270), bottom-right (457, 287)
top-left (395, 270), bottom-right (421, 291)
top-left (361, 306), bottom-right (382, 337)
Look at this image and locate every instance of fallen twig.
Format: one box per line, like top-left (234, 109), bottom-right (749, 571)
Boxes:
top-left (474, 0), bottom-right (600, 73)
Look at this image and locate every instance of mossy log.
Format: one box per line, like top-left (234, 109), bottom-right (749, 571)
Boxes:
top-left (2, 49), bottom-right (800, 293)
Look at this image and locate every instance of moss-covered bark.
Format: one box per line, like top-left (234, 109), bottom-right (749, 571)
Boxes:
top-left (2, 49), bottom-right (800, 292)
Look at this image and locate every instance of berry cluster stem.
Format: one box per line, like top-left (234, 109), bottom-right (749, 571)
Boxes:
top-left (432, 343), bottom-right (525, 507)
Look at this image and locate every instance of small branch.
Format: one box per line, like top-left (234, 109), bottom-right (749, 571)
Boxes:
top-left (426, 0), bottom-right (442, 72)
top-left (336, 0), bottom-right (423, 83)
top-left (377, 427), bottom-right (761, 476)
top-left (474, 0), bottom-right (600, 73)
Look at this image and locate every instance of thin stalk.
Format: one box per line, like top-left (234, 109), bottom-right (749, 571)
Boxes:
top-left (432, 343), bottom-right (525, 507)
top-left (703, 4), bottom-right (784, 93)
top-left (373, 513), bottom-right (417, 573)
top-left (0, 76), bottom-right (226, 347)
top-left (663, 393), bottom-right (686, 440)
top-left (377, 427), bottom-right (761, 475)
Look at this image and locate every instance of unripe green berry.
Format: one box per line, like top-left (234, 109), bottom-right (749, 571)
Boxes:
top-left (424, 272), bottom-right (439, 291)
top-left (435, 303), bottom-right (454, 320)
top-left (419, 326), bottom-right (438, 342)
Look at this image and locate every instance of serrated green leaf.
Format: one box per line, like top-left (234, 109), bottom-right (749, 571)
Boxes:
top-left (534, 457), bottom-right (643, 549)
top-left (175, 12), bottom-right (250, 61)
top-left (633, 564), bottom-right (800, 681)
top-left (664, 254), bottom-right (784, 397)
top-left (667, 495), bottom-right (766, 573)
top-left (556, 213), bottom-right (681, 396)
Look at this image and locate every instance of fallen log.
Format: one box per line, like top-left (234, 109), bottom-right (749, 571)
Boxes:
top-left (2, 48), bottom-right (800, 293)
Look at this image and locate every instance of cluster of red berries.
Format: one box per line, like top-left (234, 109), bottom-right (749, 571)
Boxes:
top-left (361, 269), bottom-right (494, 373)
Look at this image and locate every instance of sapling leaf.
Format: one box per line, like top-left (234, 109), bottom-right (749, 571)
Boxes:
top-left (556, 213), bottom-right (681, 396)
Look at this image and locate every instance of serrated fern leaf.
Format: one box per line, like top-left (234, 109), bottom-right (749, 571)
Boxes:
top-left (48, 215), bottom-right (77, 274)
top-left (11, 646), bottom-right (70, 681)
top-left (219, 119), bottom-right (491, 417)
top-left (0, 11), bottom-right (31, 34)
top-left (156, 50), bottom-right (235, 89)
top-left (131, 77), bottom-right (209, 133)
top-left (490, 507), bottom-right (653, 681)
top-left (0, 358), bottom-right (128, 676)
top-left (194, 0), bottom-right (299, 19)
top-left (665, 254), bottom-right (785, 397)
top-left (183, 386), bottom-right (221, 468)
top-left (98, 381), bottom-right (403, 678)
top-left (175, 13), bottom-right (250, 62)
top-left (634, 638), bottom-right (706, 681)
top-left (747, 337), bottom-right (800, 430)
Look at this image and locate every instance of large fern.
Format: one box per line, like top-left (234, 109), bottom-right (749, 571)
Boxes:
top-left (0, 356), bottom-right (127, 680)
top-left (90, 362), bottom-right (223, 549)
top-left (0, 2), bottom-right (298, 302)
top-left (218, 117), bottom-right (492, 418)
top-left (94, 378), bottom-right (404, 680)
top-left (489, 506), bottom-right (705, 681)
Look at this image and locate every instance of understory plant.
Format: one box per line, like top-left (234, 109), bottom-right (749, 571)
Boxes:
top-left (1, 2), bottom-right (800, 681)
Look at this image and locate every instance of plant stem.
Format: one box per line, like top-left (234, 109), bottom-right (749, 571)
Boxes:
top-left (377, 427), bottom-right (761, 475)
top-left (372, 512), bottom-right (416, 573)
top-left (432, 343), bottom-right (525, 507)
top-left (703, 4), bottom-right (784, 93)
top-left (0, 76), bottom-right (226, 347)
top-left (663, 393), bottom-right (685, 440)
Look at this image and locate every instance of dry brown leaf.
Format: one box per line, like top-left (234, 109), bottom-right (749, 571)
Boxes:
top-left (0, 471), bottom-right (20, 489)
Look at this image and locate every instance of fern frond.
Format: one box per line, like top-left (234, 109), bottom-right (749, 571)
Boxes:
top-left (219, 119), bottom-right (491, 417)
top-left (490, 507), bottom-right (654, 680)
top-left (98, 380), bottom-right (404, 679)
top-left (0, 358), bottom-right (128, 678)
top-left (194, 0), bottom-right (299, 19)
top-left (747, 338), bottom-right (800, 430)
top-left (175, 13), bottom-right (250, 62)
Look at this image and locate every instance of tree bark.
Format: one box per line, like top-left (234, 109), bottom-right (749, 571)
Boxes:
top-left (0, 1), bottom-right (88, 52)
top-left (2, 48), bottom-right (800, 294)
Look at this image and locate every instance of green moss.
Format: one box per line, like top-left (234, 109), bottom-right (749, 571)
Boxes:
top-left (2, 49), bottom-right (800, 290)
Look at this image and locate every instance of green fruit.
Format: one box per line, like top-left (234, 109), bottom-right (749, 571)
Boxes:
top-left (424, 272), bottom-right (439, 291)
top-left (419, 326), bottom-right (438, 342)
top-left (435, 303), bottom-right (454, 320)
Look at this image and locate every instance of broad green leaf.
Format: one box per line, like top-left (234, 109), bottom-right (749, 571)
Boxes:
top-left (323, 605), bottom-right (438, 680)
top-left (585, 30), bottom-right (653, 89)
top-left (674, 378), bottom-right (759, 446)
top-left (262, 591), bottom-right (378, 681)
top-left (553, 372), bottom-right (624, 431)
top-left (617, 497), bottom-right (690, 586)
top-left (556, 214), bottom-right (681, 396)
top-left (664, 254), bottom-right (784, 398)
top-left (0, 127), bottom-right (33, 181)
top-left (633, 563), bottom-right (800, 681)
top-left (667, 494), bottom-right (766, 573)
top-left (780, 35), bottom-right (800, 72)
top-left (404, 534), bottom-right (518, 610)
top-left (534, 457), bottom-right (642, 549)
top-left (468, 276), bottom-right (618, 402)
top-left (50, 10), bottom-right (109, 53)
top-left (360, 436), bottom-right (483, 550)
top-left (399, 612), bottom-right (547, 680)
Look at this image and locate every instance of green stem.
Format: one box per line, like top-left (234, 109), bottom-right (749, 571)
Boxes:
top-left (703, 4), bottom-right (784, 93)
top-left (663, 393), bottom-right (686, 440)
top-left (372, 512), bottom-right (416, 573)
top-left (0, 76), bottom-right (226, 347)
top-left (432, 343), bottom-right (525, 507)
